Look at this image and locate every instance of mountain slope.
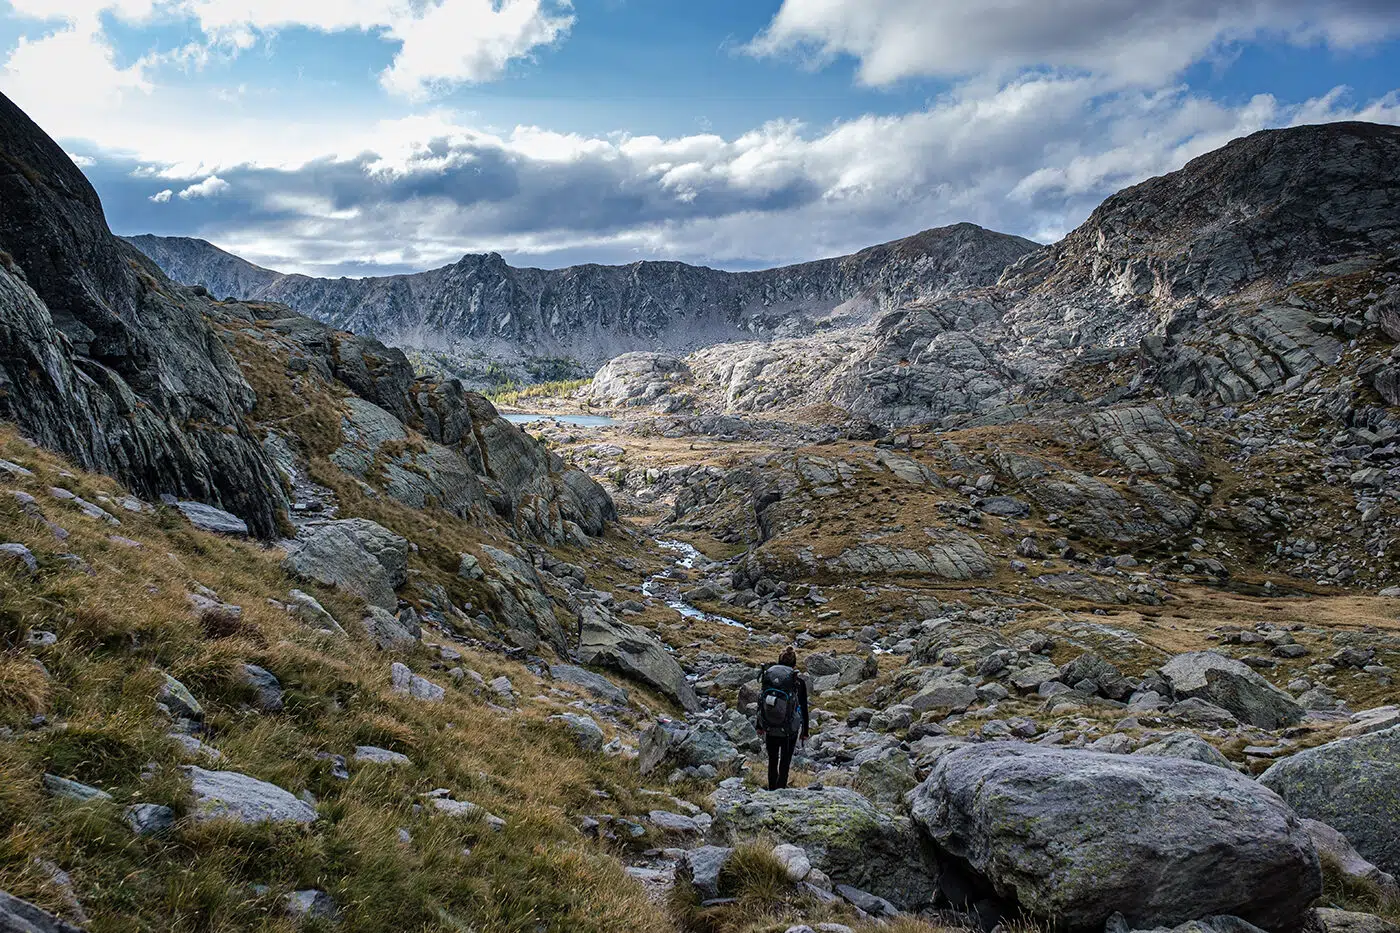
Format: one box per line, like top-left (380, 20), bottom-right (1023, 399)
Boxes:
top-left (0, 92), bottom-right (287, 536)
top-left (666, 121), bottom-right (1400, 424)
top-left (1, 90), bottom-right (615, 544)
top-left (127, 224), bottom-right (1042, 367)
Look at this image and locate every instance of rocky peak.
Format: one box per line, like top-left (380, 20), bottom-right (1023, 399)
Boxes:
top-left (1007, 121), bottom-right (1400, 302)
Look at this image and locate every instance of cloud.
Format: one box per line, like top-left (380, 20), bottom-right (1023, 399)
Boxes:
top-left (150, 188), bottom-right (174, 202)
top-left (177, 175), bottom-right (230, 198)
top-left (3, 0), bottom-right (574, 98)
top-left (79, 78), bottom-right (1400, 277)
top-left (747, 0), bottom-right (1400, 86)
top-left (380, 0), bottom-right (575, 98)
top-left (0, 22), bottom-right (152, 139)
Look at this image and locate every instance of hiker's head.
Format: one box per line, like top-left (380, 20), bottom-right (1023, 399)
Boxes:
top-left (779, 646), bottom-right (797, 667)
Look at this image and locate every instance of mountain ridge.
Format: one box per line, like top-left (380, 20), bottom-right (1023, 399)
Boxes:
top-left (126, 222), bottom-right (1042, 368)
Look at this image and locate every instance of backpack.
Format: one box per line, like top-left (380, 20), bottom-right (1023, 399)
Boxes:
top-left (759, 665), bottom-right (801, 738)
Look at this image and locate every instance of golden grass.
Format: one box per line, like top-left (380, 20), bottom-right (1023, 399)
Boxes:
top-left (1318, 851), bottom-right (1400, 924)
top-left (0, 424), bottom-right (671, 932)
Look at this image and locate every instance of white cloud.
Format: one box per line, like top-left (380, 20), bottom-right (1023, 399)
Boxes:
top-left (0, 22), bottom-right (152, 140)
top-left (4, 0), bottom-right (1399, 278)
top-left (177, 175), bottom-right (230, 198)
top-left (86, 78), bottom-right (1399, 277)
top-left (66, 151), bottom-right (96, 166)
top-left (5, 0), bottom-right (574, 98)
top-left (748, 0), bottom-right (1400, 86)
top-left (380, 0), bottom-right (575, 98)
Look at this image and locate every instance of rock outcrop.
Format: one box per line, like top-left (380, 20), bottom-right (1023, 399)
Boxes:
top-left (578, 606), bottom-right (699, 711)
top-left (1259, 726), bottom-right (1400, 876)
top-left (909, 743), bottom-right (1321, 931)
top-left (282, 519), bottom-right (409, 611)
top-left (1160, 652), bottom-right (1303, 730)
top-left (709, 779), bottom-right (939, 911)
top-left (0, 91), bottom-right (286, 536)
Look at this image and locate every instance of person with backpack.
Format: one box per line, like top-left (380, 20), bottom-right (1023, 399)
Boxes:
top-left (755, 646), bottom-right (810, 790)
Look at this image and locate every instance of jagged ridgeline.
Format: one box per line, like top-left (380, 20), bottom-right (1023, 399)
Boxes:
top-left (125, 226), bottom-right (1042, 369)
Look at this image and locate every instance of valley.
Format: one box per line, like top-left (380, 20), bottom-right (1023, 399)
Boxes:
top-left (2, 86), bottom-right (1400, 933)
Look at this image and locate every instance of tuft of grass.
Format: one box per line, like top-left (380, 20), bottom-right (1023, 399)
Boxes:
top-left (0, 653), bottom-right (49, 719)
top-left (1318, 850), bottom-right (1400, 923)
top-left (670, 841), bottom-right (842, 933)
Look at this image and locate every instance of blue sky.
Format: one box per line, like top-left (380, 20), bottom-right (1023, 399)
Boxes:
top-left (2, 0), bottom-right (1399, 276)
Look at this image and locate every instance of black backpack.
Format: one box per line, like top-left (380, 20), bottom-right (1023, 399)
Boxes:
top-left (759, 665), bottom-right (800, 738)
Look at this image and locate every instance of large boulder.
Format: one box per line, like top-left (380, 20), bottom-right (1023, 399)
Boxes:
top-left (282, 518), bottom-right (408, 610)
top-left (1132, 732), bottom-right (1236, 770)
top-left (909, 743), bottom-right (1320, 932)
top-left (184, 767), bottom-right (317, 824)
top-left (1160, 652), bottom-right (1303, 729)
top-left (709, 779), bottom-right (939, 911)
top-left (577, 606), bottom-right (699, 711)
top-left (1259, 726), bottom-right (1400, 875)
top-left (480, 545), bottom-right (567, 654)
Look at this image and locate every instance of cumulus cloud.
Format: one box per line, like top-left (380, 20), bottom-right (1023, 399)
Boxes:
top-left (6, 0), bottom-right (1400, 277)
top-left (3, 0), bottom-right (574, 98)
top-left (380, 0), bottom-right (574, 98)
top-left (85, 79), bottom-right (1400, 276)
top-left (747, 0), bottom-right (1400, 86)
top-left (0, 21), bottom-right (152, 139)
top-left (177, 175), bottom-right (229, 198)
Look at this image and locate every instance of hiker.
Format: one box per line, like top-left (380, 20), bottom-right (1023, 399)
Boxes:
top-left (755, 646), bottom-right (809, 791)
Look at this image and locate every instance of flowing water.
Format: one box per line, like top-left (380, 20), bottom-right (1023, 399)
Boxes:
top-left (642, 538), bottom-right (751, 631)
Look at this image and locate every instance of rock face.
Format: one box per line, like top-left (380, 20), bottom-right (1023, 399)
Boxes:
top-left (709, 780), bottom-right (939, 911)
top-left (129, 224), bottom-right (1041, 370)
top-left (577, 606), bottom-right (699, 711)
top-left (1259, 726), bottom-right (1400, 875)
top-left (589, 352), bottom-right (692, 408)
top-left (909, 743), bottom-right (1321, 932)
top-left (282, 519), bottom-right (409, 610)
top-left (1160, 652), bottom-right (1303, 729)
top-left (0, 91), bottom-right (286, 536)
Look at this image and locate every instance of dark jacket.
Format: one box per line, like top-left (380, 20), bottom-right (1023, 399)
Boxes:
top-left (755, 665), bottom-right (809, 737)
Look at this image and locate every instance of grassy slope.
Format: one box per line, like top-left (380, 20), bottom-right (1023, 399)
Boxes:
top-left (0, 423), bottom-right (676, 933)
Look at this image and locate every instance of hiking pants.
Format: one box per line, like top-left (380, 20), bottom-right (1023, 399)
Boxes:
top-left (766, 734), bottom-right (797, 790)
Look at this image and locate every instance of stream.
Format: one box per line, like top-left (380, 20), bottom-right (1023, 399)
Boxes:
top-left (642, 539), bottom-right (751, 631)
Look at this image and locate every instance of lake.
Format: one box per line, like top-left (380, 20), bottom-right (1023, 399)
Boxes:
top-left (502, 413), bottom-right (618, 427)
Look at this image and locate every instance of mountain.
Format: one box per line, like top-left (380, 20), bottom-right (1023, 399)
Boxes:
top-left (126, 224), bottom-right (1042, 367)
top-left (0, 91), bottom-right (286, 535)
top-left (0, 89), bottom-right (613, 544)
top-left (4, 85), bottom-right (1400, 933)
top-left (655, 121), bottom-right (1400, 424)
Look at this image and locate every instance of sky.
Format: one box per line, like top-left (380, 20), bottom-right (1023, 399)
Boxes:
top-left (2, 1), bottom-right (1400, 277)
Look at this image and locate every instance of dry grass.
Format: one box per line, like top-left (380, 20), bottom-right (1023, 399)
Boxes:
top-left (0, 424), bottom-right (672, 932)
top-left (1318, 851), bottom-right (1400, 924)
